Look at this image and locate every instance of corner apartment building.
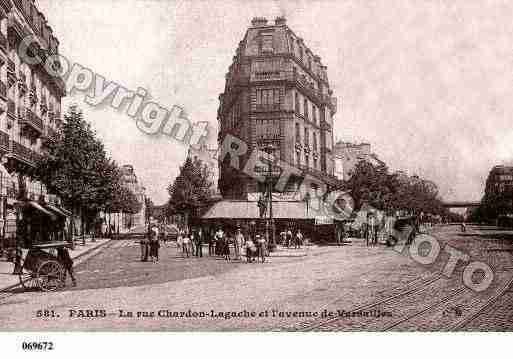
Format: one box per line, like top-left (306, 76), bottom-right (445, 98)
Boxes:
top-left (0, 0), bottom-right (65, 238)
top-left (217, 17), bottom-right (339, 199)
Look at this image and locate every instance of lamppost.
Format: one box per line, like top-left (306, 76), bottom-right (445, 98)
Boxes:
top-left (263, 143), bottom-right (276, 251)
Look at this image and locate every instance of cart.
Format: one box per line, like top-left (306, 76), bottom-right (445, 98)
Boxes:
top-left (14, 200), bottom-right (72, 292)
top-left (17, 241), bottom-right (71, 292)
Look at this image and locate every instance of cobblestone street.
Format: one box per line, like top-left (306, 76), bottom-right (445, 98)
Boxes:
top-left (0, 225), bottom-right (511, 331)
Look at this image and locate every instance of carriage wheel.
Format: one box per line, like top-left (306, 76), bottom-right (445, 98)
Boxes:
top-left (18, 270), bottom-right (40, 291)
top-left (37, 260), bottom-right (65, 292)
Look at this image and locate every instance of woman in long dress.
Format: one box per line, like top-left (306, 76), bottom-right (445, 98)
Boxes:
top-left (182, 232), bottom-right (190, 258)
top-left (177, 229), bottom-right (184, 257)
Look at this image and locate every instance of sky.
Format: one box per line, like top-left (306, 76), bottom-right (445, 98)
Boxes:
top-left (36, 0), bottom-right (513, 205)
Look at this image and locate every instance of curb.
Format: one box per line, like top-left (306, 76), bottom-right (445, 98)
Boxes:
top-left (71, 239), bottom-right (112, 263)
top-left (0, 239), bottom-right (112, 292)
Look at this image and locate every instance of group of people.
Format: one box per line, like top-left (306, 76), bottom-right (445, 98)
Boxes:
top-left (174, 227), bottom-right (270, 263)
top-left (279, 229), bottom-right (304, 249)
top-left (176, 228), bottom-right (204, 258)
top-left (139, 224), bottom-right (308, 264)
top-left (140, 224), bottom-right (161, 263)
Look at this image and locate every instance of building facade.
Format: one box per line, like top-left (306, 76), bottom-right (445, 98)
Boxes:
top-left (0, 0), bottom-right (65, 241)
top-left (118, 164), bottom-right (146, 231)
top-left (333, 141), bottom-right (384, 181)
top-left (217, 16), bottom-right (338, 200)
top-left (484, 165), bottom-right (513, 200)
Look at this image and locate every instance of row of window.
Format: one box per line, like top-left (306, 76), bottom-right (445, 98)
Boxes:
top-left (296, 150), bottom-right (319, 171)
top-left (256, 88), bottom-right (280, 106)
top-left (295, 122), bottom-right (318, 151)
top-left (294, 91), bottom-right (318, 124)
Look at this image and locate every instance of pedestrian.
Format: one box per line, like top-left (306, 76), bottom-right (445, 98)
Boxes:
top-left (182, 232), bottom-right (190, 258)
top-left (280, 230), bottom-right (286, 246)
top-left (149, 225), bottom-right (160, 263)
top-left (215, 228), bottom-right (224, 257)
top-left (190, 230), bottom-right (196, 256)
top-left (245, 236), bottom-right (256, 263)
top-left (177, 229), bottom-right (184, 257)
top-left (195, 228), bottom-right (203, 257)
top-left (295, 229), bottom-right (303, 249)
top-left (57, 247), bottom-right (77, 287)
top-left (256, 235), bottom-right (266, 263)
top-left (234, 228), bottom-right (244, 260)
top-left (140, 235), bottom-right (149, 262)
top-left (286, 228), bottom-right (292, 248)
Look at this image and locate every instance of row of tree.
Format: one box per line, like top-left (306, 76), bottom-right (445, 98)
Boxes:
top-left (35, 105), bottom-right (143, 235)
top-left (341, 161), bottom-right (452, 218)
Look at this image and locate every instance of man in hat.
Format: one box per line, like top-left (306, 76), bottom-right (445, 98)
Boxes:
top-left (234, 228), bottom-right (244, 260)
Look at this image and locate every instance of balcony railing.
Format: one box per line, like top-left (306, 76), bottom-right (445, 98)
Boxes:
top-left (0, 80), bottom-right (6, 99)
top-left (20, 108), bottom-right (43, 132)
top-left (0, 32), bottom-right (7, 53)
top-left (7, 59), bottom-right (15, 74)
top-left (0, 130), bottom-right (9, 151)
top-left (7, 100), bottom-right (15, 117)
top-left (254, 103), bottom-right (281, 112)
top-left (8, 140), bottom-right (40, 166)
top-left (42, 125), bottom-right (59, 142)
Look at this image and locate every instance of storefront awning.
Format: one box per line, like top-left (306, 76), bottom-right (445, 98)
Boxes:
top-left (28, 201), bottom-right (57, 220)
top-left (202, 200), bottom-right (323, 220)
top-left (44, 203), bottom-right (71, 218)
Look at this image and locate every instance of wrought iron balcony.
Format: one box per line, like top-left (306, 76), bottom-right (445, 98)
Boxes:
top-left (252, 71), bottom-right (282, 82)
top-left (0, 130), bottom-right (9, 151)
top-left (0, 80), bottom-right (6, 100)
top-left (7, 60), bottom-right (16, 89)
top-left (7, 140), bottom-right (40, 167)
top-left (17, 77), bottom-right (27, 97)
top-left (42, 125), bottom-right (59, 142)
top-left (20, 108), bottom-right (43, 133)
top-left (254, 103), bottom-right (281, 112)
top-left (0, 32), bottom-right (7, 53)
top-left (7, 99), bottom-right (15, 118)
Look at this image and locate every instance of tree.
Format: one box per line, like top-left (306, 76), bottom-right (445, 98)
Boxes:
top-left (35, 105), bottom-right (119, 235)
top-left (167, 155), bottom-right (213, 228)
top-left (343, 160), bottom-right (447, 217)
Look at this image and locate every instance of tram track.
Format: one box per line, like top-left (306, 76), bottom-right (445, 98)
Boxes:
top-left (300, 272), bottom-right (444, 331)
top-left (448, 271), bottom-right (513, 330)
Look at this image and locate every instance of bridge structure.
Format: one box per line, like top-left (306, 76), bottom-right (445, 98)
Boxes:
top-left (442, 201), bottom-right (480, 209)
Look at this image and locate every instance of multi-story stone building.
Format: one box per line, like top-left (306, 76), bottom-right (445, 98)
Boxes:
top-left (484, 165), bottom-right (513, 199)
top-left (0, 1), bottom-right (65, 240)
top-left (333, 141), bottom-right (384, 181)
top-left (217, 17), bottom-right (338, 200)
top-left (119, 164), bottom-right (146, 231)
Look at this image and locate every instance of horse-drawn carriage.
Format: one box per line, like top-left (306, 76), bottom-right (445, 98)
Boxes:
top-left (13, 200), bottom-right (72, 292)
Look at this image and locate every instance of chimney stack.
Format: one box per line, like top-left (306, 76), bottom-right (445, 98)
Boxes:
top-left (251, 17), bottom-right (268, 27)
top-left (275, 16), bottom-right (286, 25)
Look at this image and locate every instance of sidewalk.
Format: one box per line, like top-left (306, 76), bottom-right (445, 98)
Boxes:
top-left (0, 237), bottom-right (111, 292)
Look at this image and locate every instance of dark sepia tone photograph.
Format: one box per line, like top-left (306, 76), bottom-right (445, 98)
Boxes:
top-left (0, 0), bottom-right (511, 351)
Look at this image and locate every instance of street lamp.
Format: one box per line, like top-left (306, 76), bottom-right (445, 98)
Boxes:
top-left (262, 143), bottom-right (276, 252)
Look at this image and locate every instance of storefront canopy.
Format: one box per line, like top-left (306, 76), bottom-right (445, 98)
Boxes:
top-left (201, 200), bottom-right (336, 220)
top-left (27, 201), bottom-right (57, 221)
top-left (44, 203), bottom-right (71, 218)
